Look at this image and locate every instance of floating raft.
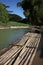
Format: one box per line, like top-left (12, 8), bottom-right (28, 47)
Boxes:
top-left (0, 33), bottom-right (41, 65)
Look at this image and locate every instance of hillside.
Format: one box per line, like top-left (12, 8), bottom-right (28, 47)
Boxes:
top-left (9, 14), bottom-right (22, 22)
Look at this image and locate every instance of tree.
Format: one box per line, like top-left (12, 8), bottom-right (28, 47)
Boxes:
top-left (0, 2), bottom-right (9, 24)
top-left (17, 0), bottom-right (43, 25)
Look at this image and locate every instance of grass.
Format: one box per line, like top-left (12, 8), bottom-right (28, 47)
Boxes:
top-left (0, 21), bottom-right (29, 26)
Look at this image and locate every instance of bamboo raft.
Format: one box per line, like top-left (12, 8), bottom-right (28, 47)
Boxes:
top-left (0, 33), bottom-right (41, 65)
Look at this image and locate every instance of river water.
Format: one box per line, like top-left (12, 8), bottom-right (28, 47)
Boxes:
top-left (0, 28), bottom-right (31, 49)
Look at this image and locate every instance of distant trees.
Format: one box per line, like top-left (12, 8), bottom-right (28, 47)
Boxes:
top-left (0, 2), bottom-right (9, 24)
top-left (0, 2), bottom-right (22, 24)
top-left (9, 14), bottom-right (22, 22)
top-left (17, 0), bottom-right (43, 25)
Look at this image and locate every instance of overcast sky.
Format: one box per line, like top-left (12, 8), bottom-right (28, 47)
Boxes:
top-left (0, 0), bottom-right (25, 18)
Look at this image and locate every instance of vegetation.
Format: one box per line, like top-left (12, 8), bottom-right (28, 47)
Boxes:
top-left (0, 0), bottom-right (43, 26)
top-left (0, 2), bottom-right (28, 26)
top-left (0, 2), bottom-right (9, 24)
top-left (0, 21), bottom-right (29, 26)
top-left (17, 0), bottom-right (43, 25)
top-left (9, 14), bottom-right (22, 22)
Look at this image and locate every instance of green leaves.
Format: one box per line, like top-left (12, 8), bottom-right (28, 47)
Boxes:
top-left (17, 0), bottom-right (43, 25)
top-left (0, 2), bottom-right (9, 24)
top-left (24, 10), bottom-right (30, 17)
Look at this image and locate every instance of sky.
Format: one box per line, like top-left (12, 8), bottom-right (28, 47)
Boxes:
top-left (0, 0), bottom-right (25, 18)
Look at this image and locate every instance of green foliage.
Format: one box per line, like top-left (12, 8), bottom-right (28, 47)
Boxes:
top-left (0, 21), bottom-right (29, 26)
top-left (0, 2), bottom-right (9, 24)
top-left (17, 0), bottom-right (43, 25)
top-left (9, 14), bottom-right (22, 22)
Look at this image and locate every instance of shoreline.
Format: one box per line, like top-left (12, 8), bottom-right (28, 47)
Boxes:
top-left (0, 26), bottom-right (43, 30)
top-left (0, 26), bottom-right (29, 29)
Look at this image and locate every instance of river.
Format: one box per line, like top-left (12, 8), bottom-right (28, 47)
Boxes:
top-left (0, 28), bottom-right (31, 50)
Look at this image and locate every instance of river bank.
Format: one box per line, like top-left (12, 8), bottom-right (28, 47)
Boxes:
top-left (0, 25), bottom-right (43, 30)
top-left (0, 26), bottom-right (30, 29)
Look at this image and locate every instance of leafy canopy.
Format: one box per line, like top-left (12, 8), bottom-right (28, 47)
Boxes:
top-left (0, 2), bottom-right (9, 24)
top-left (17, 0), bottom-right (43, 25)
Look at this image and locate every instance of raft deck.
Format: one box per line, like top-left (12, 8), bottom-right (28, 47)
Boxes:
top-left (0, 33), bottom-right (41, 65)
